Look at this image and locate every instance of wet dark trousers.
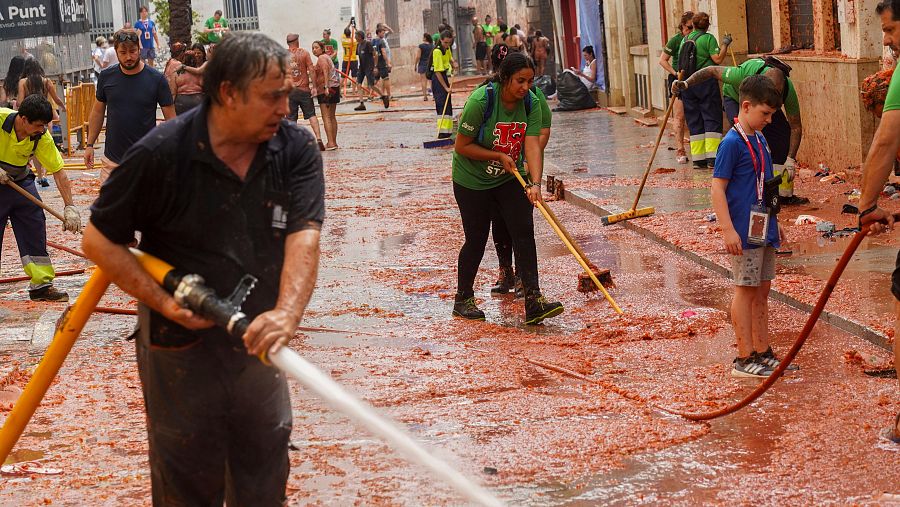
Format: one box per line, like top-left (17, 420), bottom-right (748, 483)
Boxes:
top-left (0, 174), bottom-right (54, 289)
top-left (454, 179), bottom-right (539, 298)
top-left (432, 72), bottom-right (452, 116)
top-left (136, 321), bottom-right (292, 507)
top-left (174, 93), bottom-right (204, 116)
top-left (491, 211), bottom-right (514, 270)
top-left (680, 78), bottom-right (722, 163)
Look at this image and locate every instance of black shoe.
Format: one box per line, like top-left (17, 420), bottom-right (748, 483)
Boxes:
top-left (781, 195), bottom-right (810, 206)
top-left (731, 354), bottom-right (773, 378)
top-left (693, 161), bottom-right (708, 170)
top-left (513, 277), bottom-right (524, 299)
top-left (453, 296), bottom-right (486, 320)
top-left (758, 347), bottom-right (799, 371)
top-left (706, 160), bottom-right (715, 170)
top-left (381, 95), bottom-right (390, 109)
top-left (490, 267), bottom-right (515, 294)
top-left (524, 291), bottom-right (564, 325)
top-left (354, 103), bottom-right (366, 111)
top-left (38, 177), bottom-right (50, 187)
top-left (29, 285), bottom-right (69, 302)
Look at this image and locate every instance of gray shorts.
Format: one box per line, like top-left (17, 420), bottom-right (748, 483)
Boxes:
top-left (731, 246), bottom-right (776, 286)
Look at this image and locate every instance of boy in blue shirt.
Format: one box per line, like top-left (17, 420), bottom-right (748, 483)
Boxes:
top-left (713, 75), bottom-right (792, 378)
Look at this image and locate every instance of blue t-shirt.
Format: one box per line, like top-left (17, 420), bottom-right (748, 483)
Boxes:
top-left (713, 128), bottom-right (780, 249)
top-left (135, 19), bottom-right (156, 48)
top-left (96, 65), bottom-right (173, 163)
top-left (373, 37), bottom-right (389, 69)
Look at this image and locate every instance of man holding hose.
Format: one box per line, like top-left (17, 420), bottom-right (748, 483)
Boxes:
top-left (0, 95), bottom-right (81, 302)
top-left (858, 0), bottom-right (900, 445)
top-left (82, 33), bottom-right (326, 502)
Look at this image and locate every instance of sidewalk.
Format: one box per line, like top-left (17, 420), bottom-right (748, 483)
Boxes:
top-left (549, 108), bottom-right (900, 352)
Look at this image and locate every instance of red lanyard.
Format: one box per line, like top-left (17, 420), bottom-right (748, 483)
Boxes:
top-left (733, 118), bottom-right (767, 204)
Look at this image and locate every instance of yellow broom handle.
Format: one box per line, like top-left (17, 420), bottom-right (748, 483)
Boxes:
top-left (511, 171), bottom-right (623, 314)
top-left (435, 83), bottom-right (453, 138)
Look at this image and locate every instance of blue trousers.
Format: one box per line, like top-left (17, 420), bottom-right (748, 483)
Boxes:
top-left (681, 78), bottom-right (723, 164)
top-left (0, 174), bottom-right (55, 290)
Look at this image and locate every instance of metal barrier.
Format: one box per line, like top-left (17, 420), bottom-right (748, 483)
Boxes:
top-left (64, 82), bottom-right (95, 158)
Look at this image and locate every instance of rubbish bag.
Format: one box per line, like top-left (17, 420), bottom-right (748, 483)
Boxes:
top-left (534, 75), bottom-right (555, 98)
top-left (555, 71), bottom-right (597, 111)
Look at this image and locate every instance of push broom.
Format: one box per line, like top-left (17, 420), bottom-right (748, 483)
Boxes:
top-left (510, 171), bottom-right (622, 314)
top-left (603, 72), bottom-right (681, 226)
top-left (423, 83), bottom-right (454, 149)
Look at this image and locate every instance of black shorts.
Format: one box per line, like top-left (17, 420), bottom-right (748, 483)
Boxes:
top-left (357, 66), bottom-right (375, 88)
top-left (341, 60), bottom-right (358, 77)
top-left (317, 87), bottom-right (342, 105)
top-left (893, 251), bottom-right (900, 301)
top-left (666, 74), bottom-right (677, 99)
top-left (376, 65), bottom-right (390, 81)
top-left (476, 41), bottom-right (488, 61)
top-left (288, 88), bottom-right (316, 121)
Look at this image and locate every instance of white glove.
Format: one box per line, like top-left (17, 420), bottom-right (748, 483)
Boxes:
top-left (671, 80), bottom-right (688, 96)
top-left (0, 168), bottom-right (9, 185)
top-left (63, 205), bottom-right (82, 233)
top-left (784, 157), bottom-right (796, 182)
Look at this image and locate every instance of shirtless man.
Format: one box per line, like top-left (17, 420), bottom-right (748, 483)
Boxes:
top-left (532, 30), bottom-right (550, 76)
top-left (472, 17), bottom-right (487, 75)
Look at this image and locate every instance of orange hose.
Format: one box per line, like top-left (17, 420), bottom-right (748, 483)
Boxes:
top-left (46, 241), bottom-right (87, 259)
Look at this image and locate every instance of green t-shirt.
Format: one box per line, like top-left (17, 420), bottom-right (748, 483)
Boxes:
top-left (884, 69), bottom-right (900, 113)
top-left (680, 30), bottom-right (719, 70)
top-left (452, 83), bottom-right (543, 190)
top-left (323, 37), bottom-right (339, 64)
top-left (721, 59), bottom-right (800, 116)
top-left (533, 86), bottom-right (551, 129)
top-left (483, 24), bottom-right (499, 46)
top-left (664, 33), bottom-right (685, 69)
top-left (205, 17), bottom-right (228, 43)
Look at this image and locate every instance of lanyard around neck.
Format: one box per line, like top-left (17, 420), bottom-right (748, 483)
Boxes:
top-left (732, 118), bottom-right (767, 203)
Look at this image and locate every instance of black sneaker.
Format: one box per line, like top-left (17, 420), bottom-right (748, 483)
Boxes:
top-left (490, 267), bottom-right (515, 294)
top-left (524, 292), bottom-right (564, 325)
top-left (381, 95), bottom-right (390, 109)
top-left (453, 297), bottom-right (485, 320)
top-left (38, 177), bottom-right (50, 187)
top-left (354, 103), bottom-right (366, 111)
top-left (29, 285), bottom-right (69, 302)
top-left (731, 354), bottom-right (773, 378)
top-left (781, 195), bottom-right (810, 206)
top-left (706, 160), bottom-right (715, 170)
top-left (758, 347), bottom-right (799, 371)
top-left (693, 161), bottom-right (708, 170)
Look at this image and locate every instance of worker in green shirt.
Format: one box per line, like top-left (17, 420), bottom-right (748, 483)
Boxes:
top-left (658, 10), bottom-right (694, 164)
top-left (673, 55), bottom-right (808, 204)
top-left (0, 95), bottom-right (81, 301)
top-left (321, 28), bottom-right (339, 66)
top-left (856, 0), bottom-right (900, 447)
top-left (674, 12), bottom-right (732, 169)
top-left (203, 10), bottom-right (229, 44)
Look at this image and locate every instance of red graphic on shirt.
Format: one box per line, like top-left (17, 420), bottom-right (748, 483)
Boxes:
top-left (486, 122), bottom-right (526, 176)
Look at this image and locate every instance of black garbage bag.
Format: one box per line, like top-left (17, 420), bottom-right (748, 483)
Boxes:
top-left (534, 75), bottom-right (555, 98)
top-left (555, 71), bottom-right (596, 111)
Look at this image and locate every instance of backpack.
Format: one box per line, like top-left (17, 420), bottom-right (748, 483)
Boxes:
top-left (677, 32), bottom-right (712, 78)
top-left (475, 82), bottom-right (534, 144)
top-left (753, 57), bottom-right (792, 103)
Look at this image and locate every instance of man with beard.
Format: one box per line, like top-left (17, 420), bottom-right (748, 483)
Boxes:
top-left (85, 29), bottom-right (174, 182)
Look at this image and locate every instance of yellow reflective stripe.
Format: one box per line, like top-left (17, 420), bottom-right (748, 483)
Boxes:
top-left (690, 139), bottom-right (705, 156)
top-left (438, 117), bottom-right (453, 133)
top-left (22, 260), bottom-right (55, 289)
top-left (704, 136), bottom-right (721, 158)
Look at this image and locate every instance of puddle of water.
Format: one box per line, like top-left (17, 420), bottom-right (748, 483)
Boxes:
top-left (3, 448), bottom-right (45, 465)
top-left (379, 232), bottom-right (417, 257)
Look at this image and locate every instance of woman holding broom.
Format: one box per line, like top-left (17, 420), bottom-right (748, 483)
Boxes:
top-left (451, 50), bottom-right (564, 325)
top-left (432, 30), bottom-right (455, 138)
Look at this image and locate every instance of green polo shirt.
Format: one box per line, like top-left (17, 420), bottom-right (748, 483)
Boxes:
top-left (721, 59), bottom-right (800, 116)
top-left (680, 30), bottom-right (719, 70)
top-left (452, 83), bottom-right (542, 190)
top-left (204, 16), bottom-right (228, 43)
top-left (663, 33), bottom-right (685, 67)
top-left (0, 109), bottom-right (63, 176)
top-left (884, 68), bottom-right (900, 113)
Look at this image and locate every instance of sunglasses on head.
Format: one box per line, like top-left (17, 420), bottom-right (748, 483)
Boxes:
top-left (114, 31), bottom-right (139, 43)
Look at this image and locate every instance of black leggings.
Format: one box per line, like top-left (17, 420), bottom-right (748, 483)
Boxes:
top-left (454, 179), bottom-right (539, 298)
top-left (491, 211), bottom-right (514, 270)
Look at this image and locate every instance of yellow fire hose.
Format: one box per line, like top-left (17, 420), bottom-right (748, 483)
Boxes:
top-left (0, 250), bottom-right (502, 506)
top-left (510, 171), bottom-right (623, 314)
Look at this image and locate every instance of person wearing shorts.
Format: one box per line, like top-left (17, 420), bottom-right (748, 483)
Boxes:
top-left (286, 33), bottom-right (324, 150)
top-left (354, 31), bottom-right (387, 111)
top-left (313, 40), bottom-right (341, 150)
top-left (135, 6), bottom-right (160, 67)
top-left (711, 75), bottom-right (791, 379)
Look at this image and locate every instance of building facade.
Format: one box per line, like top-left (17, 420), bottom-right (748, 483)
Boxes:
top-left (597, 0), bottom-right (887, 169)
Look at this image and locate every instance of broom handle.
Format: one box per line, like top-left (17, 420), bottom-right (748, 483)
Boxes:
top-left (542, 202), bottom-right (593, 268)
top-left (630, 71), bottom-right (681, 212)
top-left (511, 171), bottom-right (623, 314)
top-left (435, 83), bottom-right (453, 139)
top-left (7, 179), bottom-right (66, 223)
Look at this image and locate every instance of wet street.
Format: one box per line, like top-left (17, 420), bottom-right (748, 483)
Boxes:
top-left (0, 97), bottom-right (898, 505)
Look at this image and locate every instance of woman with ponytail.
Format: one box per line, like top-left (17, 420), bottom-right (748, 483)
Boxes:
top-left (451, 50), bottom-right (563, 325)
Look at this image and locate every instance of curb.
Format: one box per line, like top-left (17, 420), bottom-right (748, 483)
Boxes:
top-left (563, 187), bottom-right (892, 352)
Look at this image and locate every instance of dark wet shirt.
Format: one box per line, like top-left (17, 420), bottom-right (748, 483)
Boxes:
top-left (89, 102), bottom-right (325, 346)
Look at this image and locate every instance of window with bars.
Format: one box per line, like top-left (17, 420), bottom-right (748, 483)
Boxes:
top-left (123, 0), bottom-right (143, 25)
top-left (225, 0), bottom-right (260, 31)
top-left (789, 0), bottom-right (814, 49)
top-left (87, 0), bottom-right (115, 38)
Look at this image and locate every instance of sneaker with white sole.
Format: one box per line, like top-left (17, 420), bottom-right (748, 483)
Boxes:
top-left (758, 347), bottom-right (799, 371)
top-left (731, 355), bottom-right (773, 378)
